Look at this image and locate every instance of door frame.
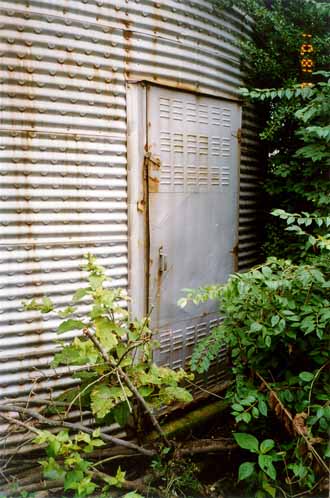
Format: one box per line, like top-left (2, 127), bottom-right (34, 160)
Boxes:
top-left (126, 81), bottom-right (242, 322)
top-left (126, 82), bottom-right (148, 320)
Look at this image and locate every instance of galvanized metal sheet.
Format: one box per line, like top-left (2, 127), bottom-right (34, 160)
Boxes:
top-left (0, 0), bottom-right (259, 464)
top-left (147, 85), bottom-right (241, 368)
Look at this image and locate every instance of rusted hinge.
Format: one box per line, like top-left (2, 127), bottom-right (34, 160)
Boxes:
top-left (236, 128), bottom-right (242, 145)
top-left (137, 152), bottom-right (161, 211)
top-left (144, 151), bottom-right (161, 167)
top-left (144, 152), bottom-right (161, 193)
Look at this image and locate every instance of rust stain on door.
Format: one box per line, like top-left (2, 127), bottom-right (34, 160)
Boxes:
top-left (144, 152), bottom-right (161, 193)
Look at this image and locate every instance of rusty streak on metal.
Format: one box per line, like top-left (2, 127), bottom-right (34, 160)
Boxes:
top-left (231, 242), bottom-right (239, 272)
top-left (143, 152), bottom-right (151, 318)
top-left (144, 152), bottom-right (161, 194)
top-left (236, 128), bottom-right (242, 145)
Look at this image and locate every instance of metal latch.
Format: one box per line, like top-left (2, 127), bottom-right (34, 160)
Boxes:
top-left (159, 247), bottom-right (168, 273)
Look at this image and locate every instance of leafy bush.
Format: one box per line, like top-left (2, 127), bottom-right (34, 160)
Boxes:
top-left (185, 250), bottom-right (329, 495)
top-left (19, 254), bottom-right (194, 497)
top-left (240, 73), bottom-right (330, 258)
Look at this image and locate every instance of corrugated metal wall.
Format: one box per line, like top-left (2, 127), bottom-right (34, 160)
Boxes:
top-left (239, 103), bottom-right (262, 270)
top-left (0, 0), bottom-right (260, 466)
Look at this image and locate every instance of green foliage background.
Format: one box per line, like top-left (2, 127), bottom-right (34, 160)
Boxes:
top-left (212, 0), bottom-right (330, 257)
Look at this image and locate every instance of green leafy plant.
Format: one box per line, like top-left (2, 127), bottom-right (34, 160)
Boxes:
top-left (234, 433), bottom-right (280, 494)
top-left (16, 254), bottom-right (195, 497)
top-left (184, 255), bottom-right (329, 495)
top-left (240, 72), bottom-right (330, 259)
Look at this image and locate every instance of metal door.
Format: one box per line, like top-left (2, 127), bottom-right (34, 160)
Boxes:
top-left (146, 86), bottom-right (241, 368)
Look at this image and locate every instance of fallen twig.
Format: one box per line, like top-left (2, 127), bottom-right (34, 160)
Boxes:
top-left (94, 468), bottom-right (160, 496)
top-left (0, 405), bottom-right (156, 457)
top-left (256, 371), bottom-right (329, 474)
top-left (175, 438), bottom-right (237, 457)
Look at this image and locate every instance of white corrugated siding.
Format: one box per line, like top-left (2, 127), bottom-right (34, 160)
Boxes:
top-left (0, 0), bottom-right (260, 467)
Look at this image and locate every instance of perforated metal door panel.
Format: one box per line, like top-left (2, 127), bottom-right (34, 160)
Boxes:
top-left (147, 86), bottom-right (241, 368)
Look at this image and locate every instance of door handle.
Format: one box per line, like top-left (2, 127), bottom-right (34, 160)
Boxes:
top-left (159, 247), bottom-right (168, 273)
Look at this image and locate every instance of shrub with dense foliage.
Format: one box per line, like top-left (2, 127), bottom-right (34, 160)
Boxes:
top-left (186, 244), bottom-right (329, 495)
top-left (218, 0), bottom-right (330, 257)
top-left (2, 255), bottom-right (195, 498)
top-left (186, 1), bottom-right (330, 496)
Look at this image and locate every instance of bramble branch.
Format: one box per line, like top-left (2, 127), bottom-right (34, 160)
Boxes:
top-left (83, 328), bottom-right (170, 446)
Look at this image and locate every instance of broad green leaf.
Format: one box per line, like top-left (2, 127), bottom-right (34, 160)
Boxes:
top-left (47, 438), bottom-right (61, 458)
top-left (40, 457), bottom-right (66, 481)
top-left (250, 322), bottom-right (263, 332)
top-left (23, 297), bottom-right (55, 313)
top-left (162, 386), bottom-right (193, 404)
top-left (72, 288), bottom-right (90, 302)
top-left (56, 430), bottom-right (70, 443)
top-left (113, 402), bottom-right (131, 427)
top-left (258, 400), bottom-right (268, 416)
top-left (238, 461), bottom-right (255, 481)
top-left (271, 315), bottom-right (280, 327)
top-left (289, 462), bottom-right (308, 478)
top-left (232, 403), bottom-right (244, 412)
top-left (285, 89), bottom-right (293, 99)
top-left (316, 407), bottom-right (324, 419)
top-left (252, 406), bottom-right (259, 418)
top-left (51, 338), bottom-right (99, 367)
top-left (64, 470), bottom-right (84, 491)
top-left (76, 477), bottom-right (97, 496)
top-left (41, 296), bottom-right (54, 313)
top-left (94, 317), bottom-right (118, 352)
top-left (33, 430), bottom-right (55, 446)
top-left (234, 433), bottom-right (259, 453)
top-left (58, 306), bottom-right (76, 318)
top-left (300, 316), bottom-right (315, 334)
top-left (91, 385), bottom-right (132, 418)
top-left (258, 454), bottom-right (277, 480)
top-left (265, 335), bottom-right (272, 348)
top-left (89, 274), bottom-right (105, 290)
top-left (241, 395), bottom-right (256, 405)
top-left (255, 491), bottom-right (266, 498)
top-left (261, 266), bottom-right (272, 278)
top-left (260, 439), bottom-right (275, 454)
top-left (92, 428), bottom-right (101, 438)
top-left (262, 481), bottom-right (276, 498)
top-left (138, 385), bottom-right (154, 398)
top-left (241, 412), bottom-right (252, 423)
top-left (115, 466), bottom-right (126, 484)
top-left (58, 319), bottom-right (86, 334)
top-left (283, 390), bottom-right (294, 402)
top-left (90, 304), bottom-right (104, 319)
top-left (76, 432), bottom-right (91, 444)
top-left (105, 466), bottom-right (126, 487)
top-left (299, 371), bottom-right (314, 382)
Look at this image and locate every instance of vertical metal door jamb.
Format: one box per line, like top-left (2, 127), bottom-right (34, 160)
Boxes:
top-left (144, 85), bottom-right (151, 317)
top-left (233, 106), bottom-right (242, 272)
